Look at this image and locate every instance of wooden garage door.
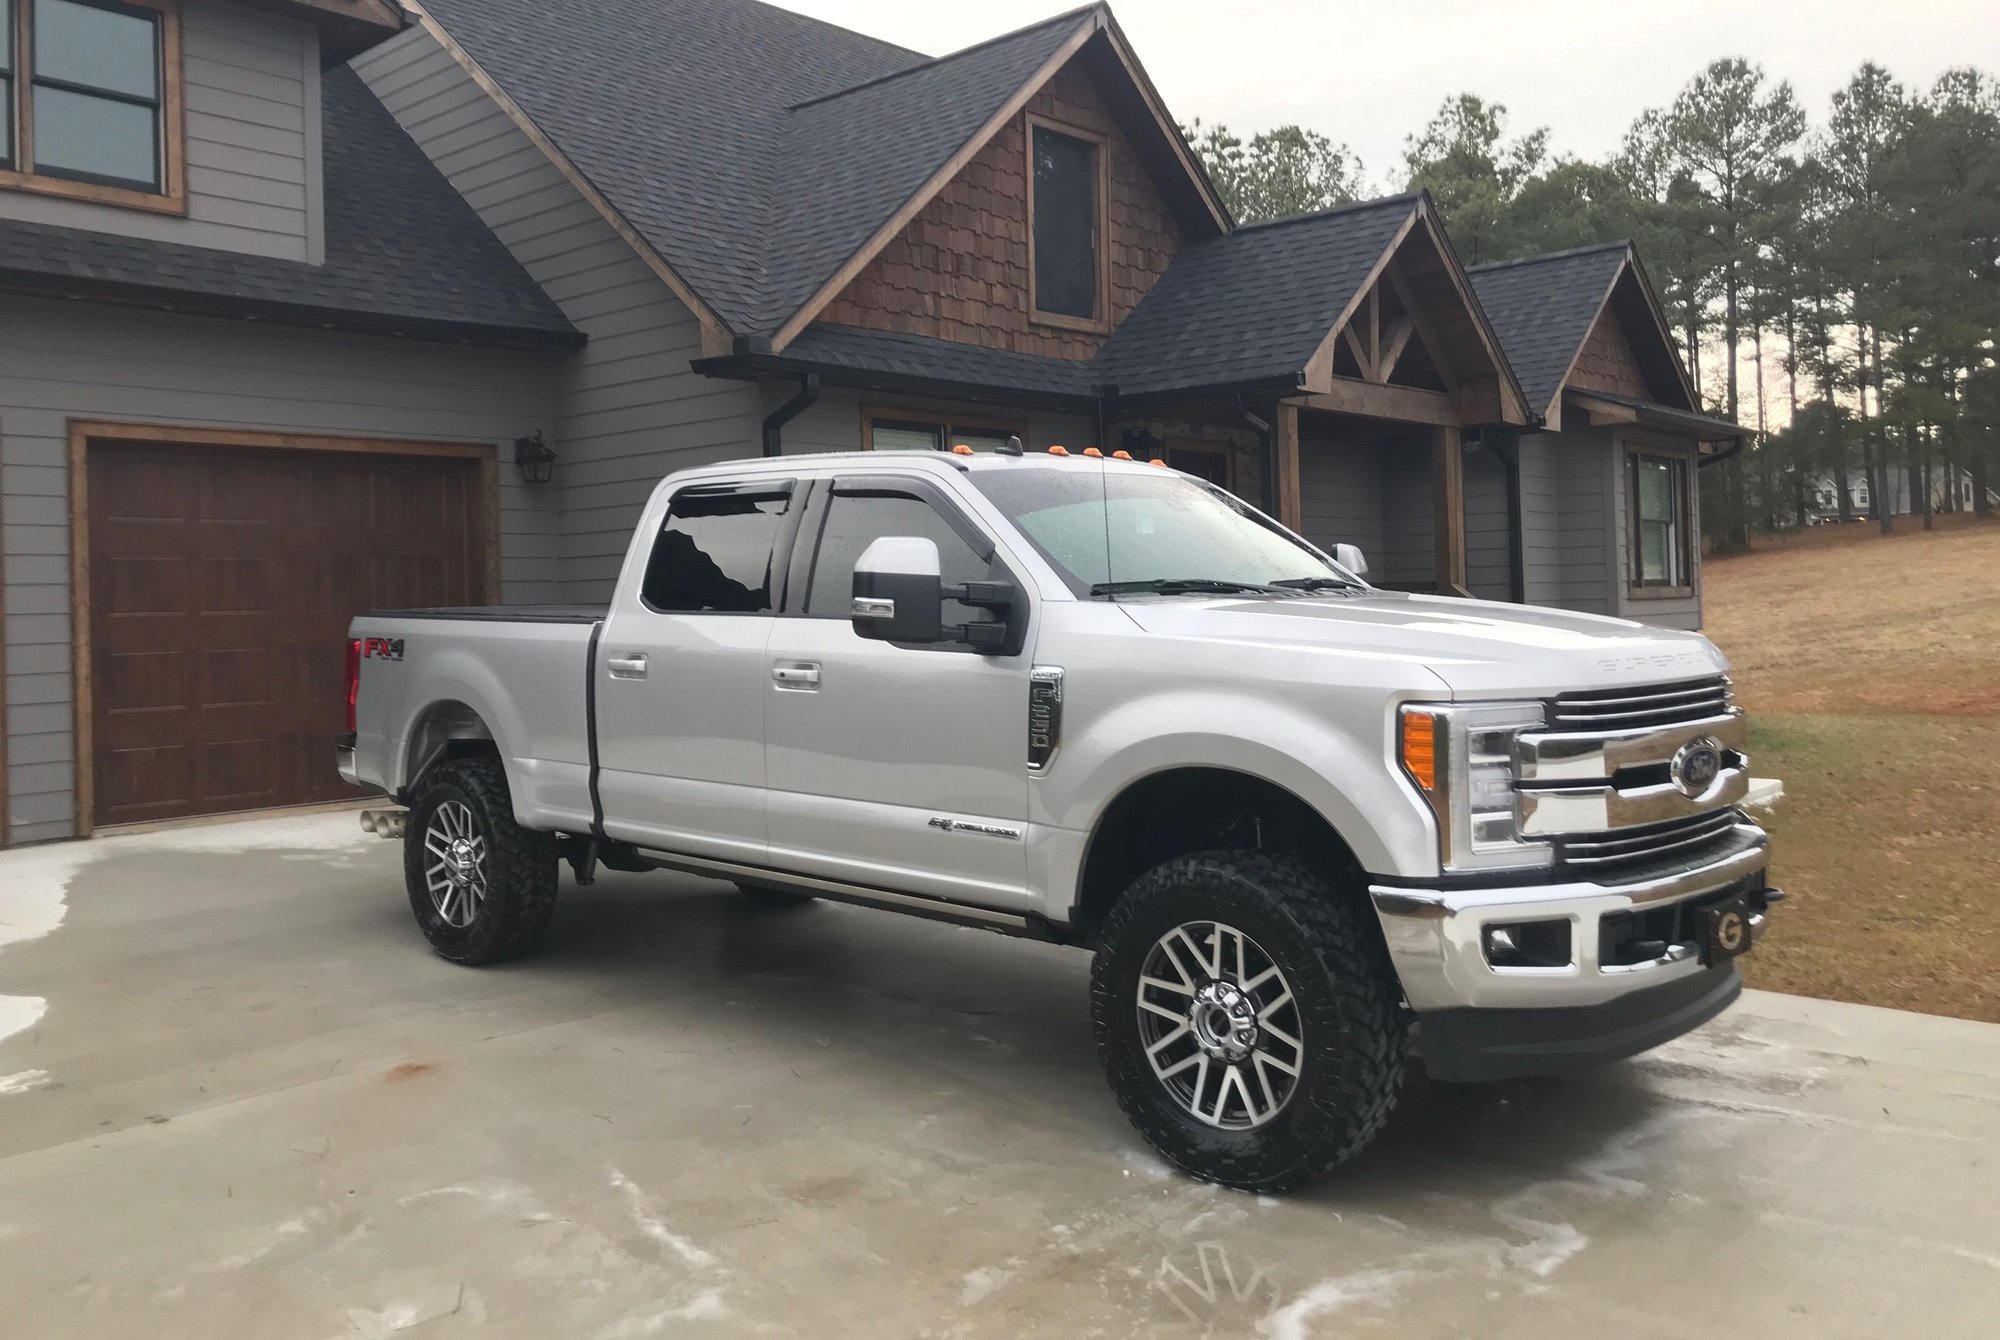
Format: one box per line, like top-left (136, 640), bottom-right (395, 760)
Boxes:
top-left (86, 438), bottom-right (491, 827)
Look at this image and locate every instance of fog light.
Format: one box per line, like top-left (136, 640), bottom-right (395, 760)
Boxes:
top-left (1485, 919), bottom-right (1572, 968)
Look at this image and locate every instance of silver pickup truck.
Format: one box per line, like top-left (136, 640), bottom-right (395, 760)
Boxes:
top-left (339, 447), bottom-right (1775, 1191)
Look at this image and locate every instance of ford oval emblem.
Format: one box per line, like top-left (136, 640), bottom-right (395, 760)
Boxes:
top-left (1671, 738), bottom-right (1724, 798)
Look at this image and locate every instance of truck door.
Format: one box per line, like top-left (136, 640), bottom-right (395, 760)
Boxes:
top-left (594, 478), bottom-right (799, 862)
top-left (763, 475), bottom-right (1031, 910)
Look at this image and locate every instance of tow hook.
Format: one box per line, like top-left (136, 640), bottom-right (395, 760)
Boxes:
top-left (360, 809), bottom-right (409, 839)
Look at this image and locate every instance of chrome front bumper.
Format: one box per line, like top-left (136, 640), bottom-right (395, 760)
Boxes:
top-left (1370, 824), bottom-right (1770, 1012)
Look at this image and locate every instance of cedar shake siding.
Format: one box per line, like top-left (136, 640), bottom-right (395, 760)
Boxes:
top-left (1568, 307), bottom-right (1653, 402)
top-left (819, 60), bottom-right (1185, 359)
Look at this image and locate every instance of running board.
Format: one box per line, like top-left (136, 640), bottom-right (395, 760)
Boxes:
top-left (631, 847), bottom-right (1057, 940)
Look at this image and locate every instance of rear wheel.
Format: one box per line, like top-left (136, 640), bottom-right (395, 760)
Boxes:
top-left (404, 757), bottom-right (558, 964)
top-left (1089, 850), bottom-right (1407, 1192)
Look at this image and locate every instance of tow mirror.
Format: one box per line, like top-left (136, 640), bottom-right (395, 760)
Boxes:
top-left (852, 535), bottom-right (1022, 652)
top-left (852, 536), bottom-right (946, 643)
top-left (1333, 543), bottom-right (1370, 578)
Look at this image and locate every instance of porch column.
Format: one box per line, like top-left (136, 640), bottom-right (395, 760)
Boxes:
top-left (1432, 425), bottom-right (1468, 596)
top-left (1275, 402), bottom-right (1303, 531)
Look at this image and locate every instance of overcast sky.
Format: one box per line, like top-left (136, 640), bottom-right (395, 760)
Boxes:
top-left (773, 0), bottom-right (2000, 191)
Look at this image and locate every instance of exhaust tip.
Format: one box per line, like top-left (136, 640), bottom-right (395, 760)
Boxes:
top-left (360, 809), bottom-right (409, 839)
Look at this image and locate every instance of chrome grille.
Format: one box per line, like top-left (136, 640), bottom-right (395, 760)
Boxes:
top-left (1550, 676), bottom-right (1731, 731)
top-left (1555, 807), bottom-right (1743, 873)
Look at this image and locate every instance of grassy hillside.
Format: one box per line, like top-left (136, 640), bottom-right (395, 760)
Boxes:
top-left (1702, 513), bottom-right (2000, 1022)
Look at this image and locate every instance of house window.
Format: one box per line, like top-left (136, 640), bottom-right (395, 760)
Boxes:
top-left (1028, 117), bottom-right (1106, 328)
top-left (862, 408), bottom-right (1026, 454)
top-left (0, 0), bottom-right (182, 211)
top-left (1628, 452), bottom-right (1691, 590)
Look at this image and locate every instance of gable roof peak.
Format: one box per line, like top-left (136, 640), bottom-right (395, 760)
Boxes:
top-left (787, 5), bottom-right (1105, 111)
top-left (1466, 239), bottom-right (1634, 274)
top-left (1230, 191), bottom-right (1421, 235)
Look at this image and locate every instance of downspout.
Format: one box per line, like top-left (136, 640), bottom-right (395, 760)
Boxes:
top-left (1236, 396), bottom-right (1275, 513)
top-left (1487, 430), bottom-right (1527, 604)
top-left (761, 373), bottom-right (819, 458)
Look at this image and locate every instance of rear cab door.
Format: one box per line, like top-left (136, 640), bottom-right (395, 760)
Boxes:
top-left (594, 474), bottom-right (804, 862)
top-left (763, 469), bottom-right (1035, 910)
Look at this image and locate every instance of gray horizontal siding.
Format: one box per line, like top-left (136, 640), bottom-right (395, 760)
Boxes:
top-left (1516, 434), bottom-right (1562, 606)
top-left (1299, 438), bottom-right (1385, 563)
top-left (1550, 429), bottom-right (1613, 614)
top-left (0, 0), bottom-right (320, 262)
top-left (1463, 446), bottom-right (1511, 602)
top-left (355, 26), bottom-right (763, 604)
top-left (1, 295), bottom-right (558, 844)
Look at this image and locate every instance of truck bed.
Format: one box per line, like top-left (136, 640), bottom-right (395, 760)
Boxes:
top-left (365, 604), bottom-right (607, 624)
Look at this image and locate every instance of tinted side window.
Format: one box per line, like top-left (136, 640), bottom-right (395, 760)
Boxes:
top-left (642, 488), bottom-right (790, 613)
top-left (806, 492), bottom-right (991, 621)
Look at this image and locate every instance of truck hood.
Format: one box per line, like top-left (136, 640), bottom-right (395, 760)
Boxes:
top-left (1118, 591), bottom-right (1729, 697)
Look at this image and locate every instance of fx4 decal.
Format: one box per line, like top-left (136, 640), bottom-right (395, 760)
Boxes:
top-left (361, 637), bottom-right (405, 662)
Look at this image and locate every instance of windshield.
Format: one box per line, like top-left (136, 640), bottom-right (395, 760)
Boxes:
top-left (968, 466), bottom-right (1361, 597)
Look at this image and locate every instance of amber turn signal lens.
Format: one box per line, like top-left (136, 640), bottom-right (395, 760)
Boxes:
top-left (1401, 710), bottom-right (1438, 791)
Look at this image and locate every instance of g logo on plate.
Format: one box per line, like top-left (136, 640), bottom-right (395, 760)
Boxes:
top-left (1715, 910), bottom-right (1745, 954)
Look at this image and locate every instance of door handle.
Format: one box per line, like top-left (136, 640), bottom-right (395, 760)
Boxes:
top-left (607, 652), bottom-right (649, 680)
top-left (771, 661), bottom-right (821, 690)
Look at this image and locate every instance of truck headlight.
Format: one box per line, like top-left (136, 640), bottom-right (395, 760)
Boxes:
top-left (1399, 701), bottom-right (1550, 872)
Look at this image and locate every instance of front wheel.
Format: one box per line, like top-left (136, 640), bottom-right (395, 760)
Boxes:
top-left (404, 757), bottom-right (559, 964)
top-left (1089, 850), bottom-right (1407, 1192)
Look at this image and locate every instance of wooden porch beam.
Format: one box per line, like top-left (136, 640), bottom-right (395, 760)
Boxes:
top-left (1292, 380), bottom-right (1459, 427)
top-left (1340, 326), bottom-right (1377, 382)
top-left (1275, 401), bottom-right (1302, 531)
top-left (1382, 260), bottom-right (1461, 393)
top-left (1378, 317), bottom-right (1415, 382)
top-left (1433, 425), bottom-right (1469, 597)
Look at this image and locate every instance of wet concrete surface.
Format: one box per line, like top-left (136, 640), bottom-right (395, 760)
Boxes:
top-left (1, 812), bottom-right (1996, 1338)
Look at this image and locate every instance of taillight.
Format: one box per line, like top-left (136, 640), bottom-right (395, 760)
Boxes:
top-left (345, 637), bottom-right (362, 733)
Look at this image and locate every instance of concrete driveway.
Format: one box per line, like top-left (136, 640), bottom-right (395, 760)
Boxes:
top-left (2, 812), bottom-right (1996, 1339)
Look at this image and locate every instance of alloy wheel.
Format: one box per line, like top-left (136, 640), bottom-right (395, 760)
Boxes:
top-left (422, 800), bottom-right (488, 929)
top-left (1135, 921), bottom-right (1304, 1130)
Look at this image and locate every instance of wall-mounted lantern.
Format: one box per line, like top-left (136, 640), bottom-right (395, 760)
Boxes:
top-left (1119, 425), bottom-right (1163, 459)
top-left (513, 431), bottom-right (556, 485)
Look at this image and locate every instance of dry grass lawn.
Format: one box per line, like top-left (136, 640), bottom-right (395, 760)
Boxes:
top-left (1702, 512), bottom-right (2000, 1022)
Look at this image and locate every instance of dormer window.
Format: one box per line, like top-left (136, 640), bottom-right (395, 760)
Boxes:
top-left (0, 0), bottom-right (183, 213)
top-left (1027, 115), bottom-right (1108, 330)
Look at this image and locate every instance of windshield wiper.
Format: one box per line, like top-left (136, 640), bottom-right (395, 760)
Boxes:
top-left (1090, 577), bottom-right (1294, 598)
top-left (1270, 576), bottom-right (1365, 592)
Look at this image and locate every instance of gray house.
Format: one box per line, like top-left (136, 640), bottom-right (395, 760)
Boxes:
top-left (0, 0), bottom-right (1741, 845)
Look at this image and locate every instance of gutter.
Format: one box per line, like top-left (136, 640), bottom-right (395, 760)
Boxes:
top-left (762, 373), bottom-right (820, 458)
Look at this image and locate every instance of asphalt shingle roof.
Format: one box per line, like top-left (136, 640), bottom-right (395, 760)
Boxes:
top-left (0, 66), bottom-right (580, 348)
top-left (1091, 195), bottom-right (1418, 397)
top-left (418, 0), bottom-right (931, 332)
top-left (783, 323), bottom-right (1097, 400)
top-left (415, 0), bottom-right (1110, 335)
top-left (1467, 243), bottom-right (1630, 417)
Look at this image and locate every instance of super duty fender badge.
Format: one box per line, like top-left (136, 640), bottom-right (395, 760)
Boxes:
top-left (926, 817), bottom-right (1023, 840)
top-left (1028, 666), bottom-right (1065, 772)
top-left (361, 637), bottom-right (405, 662)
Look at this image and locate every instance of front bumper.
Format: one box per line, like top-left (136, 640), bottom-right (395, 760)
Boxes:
top-left (1370, 822), bottom-right (1771, 1018)
top-left (1417, 961), bottom-right (1742, 1082)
